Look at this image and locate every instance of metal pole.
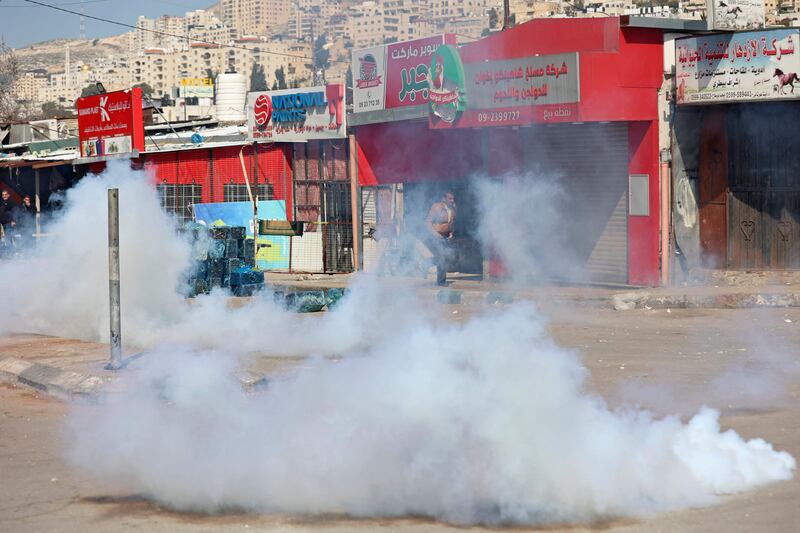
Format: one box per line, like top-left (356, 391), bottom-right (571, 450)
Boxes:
top-left (34, 169), bottom-right (41, 237)
top-left (503, 0), bottom-right (511, 30)
top-left (106, 188), bottom-right (122, 370)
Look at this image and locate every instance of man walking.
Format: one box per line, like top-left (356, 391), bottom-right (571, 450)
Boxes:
top-left (425, 191), bottom-right (456, 286)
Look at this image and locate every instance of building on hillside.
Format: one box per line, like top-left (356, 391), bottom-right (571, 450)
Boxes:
top-left (13, 71), bottom-right (49, 103)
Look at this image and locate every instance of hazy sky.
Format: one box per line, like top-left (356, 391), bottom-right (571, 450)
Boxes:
top-left (0, 0), bottom-right (214, 48)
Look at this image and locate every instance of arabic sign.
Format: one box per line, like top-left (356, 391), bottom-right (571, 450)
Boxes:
top-left (76, 88), bottom-right (144, 158)
top-left (246, 84), bottom-right (346, 141)
top-left (429, 51), bottom-right (580, 128)
top-left (676, 29), bottom-right (800, 105)
top-left (179, 77), bottom-right (214, 98)
top-left (385, 35), bottom-right (451, 109)
top-left (351, 34), bottom-right (456, 116)
top-left (707, 0), bottom-right (764, 31)
top-left (353, 45), bottom-right (386, 112)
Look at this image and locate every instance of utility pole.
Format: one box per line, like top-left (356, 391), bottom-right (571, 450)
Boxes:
top-left (79, 0), bottom-right (86, 40)
top-left (503, 0), bottom-right (511, 31)
top-left (106, 188), bottom-right (122, 371)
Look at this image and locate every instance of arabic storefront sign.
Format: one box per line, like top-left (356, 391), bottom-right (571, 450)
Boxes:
top-left (428, 48), bottom-right (580, 128)
top-left (246, 84), bottom-right (346, 142)
top-left (351, 34), bottom-right (456, 115)
top-left (353, 45), bottom-right (386, 112)
top-left (707, 0), bottom-right (764, 31)
top-left (76, 88), bottom-right (144, 158)
top-left (179, 77), bottom-right (214, 98)
top-left (676, 29), bottom-right (800, 105)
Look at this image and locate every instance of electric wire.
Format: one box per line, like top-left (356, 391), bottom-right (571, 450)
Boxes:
top-left (21, 0), bottom-right (348, 64)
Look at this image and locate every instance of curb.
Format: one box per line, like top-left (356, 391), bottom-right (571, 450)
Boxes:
top-left (0, 354), bottom-right (270, 401)
top-left (0, 355), bottom-right (104, 401)
top-left (612, 291), bottom-right (800, 310)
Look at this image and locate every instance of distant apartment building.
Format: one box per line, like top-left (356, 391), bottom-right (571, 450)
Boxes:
top-left (13, 71), bottom-right (49, 103)
top-left (508, 0), bottom-right (560, 24)
top-left (221, 0), bottom-right (293, 36)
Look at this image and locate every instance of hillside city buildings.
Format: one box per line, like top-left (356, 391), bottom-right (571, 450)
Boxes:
top-left (10, 0), bottom-right (800, 119)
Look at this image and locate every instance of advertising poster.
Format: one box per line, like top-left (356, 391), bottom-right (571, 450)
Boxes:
top-left (352, 45), bottom-right (386, 113)
top-left (247, 84), bottom-right (346, 142)
top-left (193, 200), bottom-right (289, 271)
top-left (385, 35), bottom-right (453, 110)
top-left (676, 29), bottom-right (800, 105)
top-left (707, 0), bottom-right (764, 31)
top-left (76, 88), bottom-right (144, 158)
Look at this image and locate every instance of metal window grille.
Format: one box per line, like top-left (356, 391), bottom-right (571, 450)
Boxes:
top-left (223, 182), bottom-right (274, 202)
top-left (156, 182), bottom-right (202, 222)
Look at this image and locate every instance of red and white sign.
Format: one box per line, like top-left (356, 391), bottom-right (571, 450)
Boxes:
top-left (76, 88), bottom-right (144, 158)
top-left (351, 34), bottom-right (456, 114)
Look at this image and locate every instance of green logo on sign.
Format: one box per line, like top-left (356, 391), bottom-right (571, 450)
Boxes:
top-left (428, 45), bottom-right (466, 124)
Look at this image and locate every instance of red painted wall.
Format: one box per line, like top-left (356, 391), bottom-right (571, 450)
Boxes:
top-left (356, 17), bottom-right (665, 285)
top-left (357, 120), bottom-right (482, 186)
top-left (627, 121), bottom-right (660, 286)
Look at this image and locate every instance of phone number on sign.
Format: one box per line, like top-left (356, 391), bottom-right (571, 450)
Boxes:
top-left (477, 111), bottom-right (520, 123)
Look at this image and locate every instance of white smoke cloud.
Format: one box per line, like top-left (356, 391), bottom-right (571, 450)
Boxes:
top-left (0, 163), bottom-right (794, 525)
top-left (70, 304), bottom-right (795, 524)
top-left (473, 173), bottom-right (584, 284)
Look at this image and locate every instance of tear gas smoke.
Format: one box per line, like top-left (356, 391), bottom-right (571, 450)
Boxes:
top-left (70, 305), bottom-right (795, 524)
top-left (0, 163), bottom-right (794, 525)
top-left (473, 174), bottom-right (584, 284)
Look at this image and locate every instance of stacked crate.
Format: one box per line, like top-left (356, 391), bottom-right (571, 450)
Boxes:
top-left (183, 224), bottom-right (265, 297)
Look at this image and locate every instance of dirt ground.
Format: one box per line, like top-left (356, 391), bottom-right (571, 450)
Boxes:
top-left (0, 306), bottom-right (798, 532)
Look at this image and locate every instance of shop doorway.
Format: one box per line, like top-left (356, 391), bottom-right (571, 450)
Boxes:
top-left (727, 103), bottom-right (800, 270)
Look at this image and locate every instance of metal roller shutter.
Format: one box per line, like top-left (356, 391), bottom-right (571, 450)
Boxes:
top-left (524, 122), bottom-right (628, 283)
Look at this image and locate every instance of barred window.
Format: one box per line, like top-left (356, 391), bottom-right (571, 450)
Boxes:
top-left (223, 183), bottom-right (274, 202)
top-left (157, 183), bottom-right (202, 222)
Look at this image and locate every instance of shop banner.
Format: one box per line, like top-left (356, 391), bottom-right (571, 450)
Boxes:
top-left (351, 34), bottom-right (456, 115)
top-left (247, 84), bottom-right (346, 142)
top-left (428, 46), bottom-right (580, 128)
top-left (179, 77), bottom-right (214, 98)
top-left (76, 88), bottom-right (144, 158)
top-left (352, 45), bottom-right (386, 113)
top-left (707, 0), bottom-right (764, 31)
top-left (676, 29), bottom-right (800, 105)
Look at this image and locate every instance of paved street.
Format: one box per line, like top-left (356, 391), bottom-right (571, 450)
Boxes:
top-left (1, 306), bottom-right (799, 532)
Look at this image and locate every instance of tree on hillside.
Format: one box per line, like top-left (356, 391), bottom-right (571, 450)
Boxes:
top-left (313, 34), bottom-right (331, 72)
top-left (250, 63), bottom-right (268, 92)
top-left (132, 82), bottom-right (154, 100)
top-left (0, 39), bottom-right (23, 123)
top-left (488, 8), bottom-right (499, 30)
top-left (40, 101), bottom-right (71, 118)
top-left (273, 66), bottom-right (287, 90)
top-left (81, 83), bottom-right (101, 97)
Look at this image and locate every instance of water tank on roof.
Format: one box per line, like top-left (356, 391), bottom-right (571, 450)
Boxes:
top-left (215, 72), bottom-right (247, 123)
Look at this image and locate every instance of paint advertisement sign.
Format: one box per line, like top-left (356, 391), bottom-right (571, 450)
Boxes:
top-left (76, 88), bottom-right (144, 158)
top-left (246, 84), bottom-right (346, 142)
top-left (352, 45), bottom-right (386, 113)
top-left (179, 77), bottom-right (214, 98)
top-left (707, 0), bottom-right (764, 31)
top-left (675, 29), bottom-right (800, 105)
top-left (427, 47), bottom-right (581, 128)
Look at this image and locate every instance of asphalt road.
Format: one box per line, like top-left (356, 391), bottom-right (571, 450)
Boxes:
top-left (1, 307), bottom-right (799, 532)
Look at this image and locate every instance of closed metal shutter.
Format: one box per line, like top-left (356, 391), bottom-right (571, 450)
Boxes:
top-left (523, 122), bottom-right (628, 283)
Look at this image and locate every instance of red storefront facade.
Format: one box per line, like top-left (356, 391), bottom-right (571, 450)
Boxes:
top-left (354, 18), bottom-right (667, 286)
